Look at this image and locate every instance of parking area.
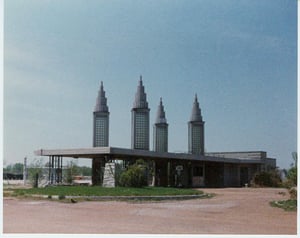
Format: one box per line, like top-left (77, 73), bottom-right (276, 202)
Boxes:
top-left (3, 187), bottom-right (297, 234)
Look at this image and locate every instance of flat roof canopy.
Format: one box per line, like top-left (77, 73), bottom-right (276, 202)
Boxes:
top-left (34, 147), bottom-right (263, 164)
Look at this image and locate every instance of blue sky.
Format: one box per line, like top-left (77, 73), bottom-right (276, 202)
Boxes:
top-left (3, 0), bottom-right (297, 169)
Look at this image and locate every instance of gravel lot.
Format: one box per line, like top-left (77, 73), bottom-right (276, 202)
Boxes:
top-left (3, 187), bottom-right (297, 234)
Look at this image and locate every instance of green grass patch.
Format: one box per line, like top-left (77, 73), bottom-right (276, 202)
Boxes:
top-left (270, 199), bottom-right (297, 212)
top-left (8, 186), bottom-right (203, 197)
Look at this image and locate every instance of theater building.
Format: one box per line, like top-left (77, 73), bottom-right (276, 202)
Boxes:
top-left (35, 76), bottom-right (276, 187)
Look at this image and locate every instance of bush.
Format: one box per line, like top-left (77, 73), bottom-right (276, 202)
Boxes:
top-left (119, 160), bottom-right (147, 187)
top-left (289, 187), bottom-right (297, 200)
top-left (252, 170), bottom-right (281, 187)
top-left (281, 179), bottom-right (295, 189)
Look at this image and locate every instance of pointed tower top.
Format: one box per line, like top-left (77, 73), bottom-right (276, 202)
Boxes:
top-left (155, 97), bottom-right (167, 124)
top-left (94, 81), bottom-right (109, 112)
top-left (133, 76), bottom-right (149, 109)
top-left (190, 94), bottom-right (203, 122)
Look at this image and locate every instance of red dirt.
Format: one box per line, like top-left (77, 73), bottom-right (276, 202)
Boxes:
top-left (3, 187), bottom-right (297, 234)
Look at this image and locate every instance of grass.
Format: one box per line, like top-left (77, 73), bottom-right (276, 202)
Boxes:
top-left (270, 199), bottom-right (297, 212)
top-left (7, 186), bottom-right (204, 197)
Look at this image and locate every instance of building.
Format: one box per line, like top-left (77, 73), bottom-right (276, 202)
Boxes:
top-left (35, 76), bottom-right (276, 187)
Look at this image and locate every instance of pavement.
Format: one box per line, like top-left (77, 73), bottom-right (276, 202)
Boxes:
top-left (3, 187), bottom-right (297, 234)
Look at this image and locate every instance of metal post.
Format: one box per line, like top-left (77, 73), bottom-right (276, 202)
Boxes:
top-left (58, 156), bottom-right (61, 183)
top-left (51, 156), bottom-right (54, 184)
top-left (54, 156), bottom-right (56, 183)
top-left (167, 160), bottom-right (170, 187)
top-left (48, 156), bottom-right (51, 184)
top-left (23, 157), bottom-right (27, 186)
top-left (58, 156), bottom-right (62, 183)
top-left (55, 156), bottom-right (58, 183)
top-left (60, 157), bottom-right (63, 183)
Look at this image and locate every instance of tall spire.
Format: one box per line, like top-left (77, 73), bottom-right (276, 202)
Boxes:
top-left (155, 97), bottom-right (167, 124)
top-left (94, 81), bottom-right (109, 112)
top-left (190, 94), bottom-right (203, 122)
top-left (133, 75), bottom-right (149, 109)
top-left (153, 97), bottom-right (168, 152)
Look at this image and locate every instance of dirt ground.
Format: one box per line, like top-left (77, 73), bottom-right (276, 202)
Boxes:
top-left (3, 187), bottom-right (297, 234)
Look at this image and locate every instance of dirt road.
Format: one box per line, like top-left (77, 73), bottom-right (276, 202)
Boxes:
top-left (3, 187), bottom-right (297, 234)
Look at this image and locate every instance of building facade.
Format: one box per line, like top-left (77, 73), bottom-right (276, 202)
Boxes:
top-left (36, 75), bottom-right (276, 188)
top-left (153, 98), bottom-right (168, 152)
top-left (131, 76), bottom-right (150, 150)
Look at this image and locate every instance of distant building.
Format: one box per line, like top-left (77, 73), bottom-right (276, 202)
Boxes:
top-left (35, 75), bottom-right (276, 187)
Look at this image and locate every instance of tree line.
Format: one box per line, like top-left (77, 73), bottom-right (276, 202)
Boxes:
top-left (3, 161), bottom-right (92, 177)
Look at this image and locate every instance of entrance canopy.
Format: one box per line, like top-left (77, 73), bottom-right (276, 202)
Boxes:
top-left (34, 146), bottom-right (263, 164)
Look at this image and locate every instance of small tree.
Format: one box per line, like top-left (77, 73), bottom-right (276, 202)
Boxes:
top-left (4, 163), bottom-right (24, 174)
top-left (28, 158), bottom-right (44, 187)
top-left (286, 152), bottom-right (297, 186)
top-left (12, 163), bottom-right (24, 174)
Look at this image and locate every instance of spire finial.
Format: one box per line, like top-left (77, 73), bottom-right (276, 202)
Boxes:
top-left (133, 76), bottom-right (149, 109)
top-left (155, 97), bottom-right (167, 124)
top-left (94, 81), bottom-right (109, 112)
top-left (190, 94), bottom-right (202, 122)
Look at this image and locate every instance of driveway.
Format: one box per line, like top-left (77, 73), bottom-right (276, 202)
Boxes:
top-left (3, 187), bottom-right (297, 234)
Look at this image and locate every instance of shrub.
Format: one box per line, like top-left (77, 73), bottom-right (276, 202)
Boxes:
top-left (119, 160), bottom-right (147, 187)
top-left (252, 170), bottom-right (281, 187)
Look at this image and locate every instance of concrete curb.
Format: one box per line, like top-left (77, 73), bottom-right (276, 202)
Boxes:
top-left (31, 193), bottom-right (210, 201)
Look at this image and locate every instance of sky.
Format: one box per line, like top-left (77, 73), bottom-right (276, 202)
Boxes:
top-left (3, 0), bottom-right (297, 169)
